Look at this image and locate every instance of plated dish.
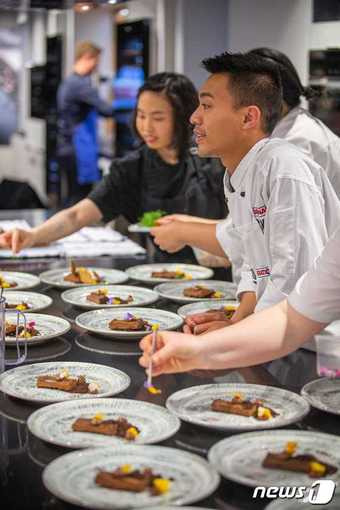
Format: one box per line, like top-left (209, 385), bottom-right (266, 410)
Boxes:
top-left (3, 291), bottom-right (52, 312)
top-left (177, 299), bottom-right (239, 319)
top-left (40, 267), bottom-right (128, 289)
top-left (75, 307), bottom-right (183, 340)
top-left (4, 312), bottom-right (70, 346)
top-left (125, 264), bottom-right (214, 284)
top-left (61, 285), bottom-right (159, 309)
top-left (0, 271), bottom-right (40, 290)
top-left (155, 280), bottom-right (237, 304)
top-left (27, 398), bottom-right (181, 448)
top-left (208, 430), bottom-right (340, 488)
top-left (0, 361), bottom-right (130, 403)
top-left (42, 445), bottom-right (220, 509)
top-left (166, 383), bottom-right (310, 431)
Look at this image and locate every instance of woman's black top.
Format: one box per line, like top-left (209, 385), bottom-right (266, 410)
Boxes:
top-left (89, 145), bottom-right (226, 223)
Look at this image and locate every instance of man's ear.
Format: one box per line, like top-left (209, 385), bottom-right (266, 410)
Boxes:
top-left (242, 105), bottom-right (261, 130)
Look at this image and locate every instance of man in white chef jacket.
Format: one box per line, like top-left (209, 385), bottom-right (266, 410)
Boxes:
top-left (151, 51), bottom-right (340, 332)
top-left (250, 47), bottom-right (340, 201)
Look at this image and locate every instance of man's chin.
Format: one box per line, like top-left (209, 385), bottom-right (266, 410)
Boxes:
top-left (196, 144), bottom-right (217, 158)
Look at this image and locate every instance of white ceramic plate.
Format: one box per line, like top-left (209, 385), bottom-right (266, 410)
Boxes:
top-left (266, 493), bottom-right (340, 509)
top-left (61, 285), bottom-right (159, 310)
top-left (0, 361), bottom-right (130, 403)
top-left (76, 307), bottom-right (183, 339)
top-left (125, 264), bottom-right (214, 284)
top-left (42, 445), bottom-right (220, 509)
top-left (177, 299), bottom-right (239, 319)
top-left (27, 398), bottom-right (181, 448)
top-left (208, 430), bottom-right (340, 488)
top-left (0, 271), bottom-right (40, 290)
top-left (155, 280), bottom-right (237, 304)
top-left (166, 383), bottom-right (310, 431)
top-left (3, 291), bottom-right (52, 312)
top-left (301, 378), bottom-right (340, 416)
top-left (128, 224), bottom-right (151, 234)
top-left (5, 312), bottom-right (71, 346)
top-left (39, 267), bottom-right (128, 289)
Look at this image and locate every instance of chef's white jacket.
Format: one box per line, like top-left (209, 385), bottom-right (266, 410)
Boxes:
top-left (272, 106), bottom-right (340, 200)
top-left (288, 225), bottom-right (340, 324)
top-left (216, 137), bottom-right (340, 312)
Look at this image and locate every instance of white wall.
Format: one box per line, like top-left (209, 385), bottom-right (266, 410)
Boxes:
top-left (174, 0), bottom-right (229, 87)
top-left (228, 0), bottom-right (312, 84)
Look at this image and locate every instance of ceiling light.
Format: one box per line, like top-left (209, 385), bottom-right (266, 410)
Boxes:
top-left (118, 7), bottom-right (129, 16)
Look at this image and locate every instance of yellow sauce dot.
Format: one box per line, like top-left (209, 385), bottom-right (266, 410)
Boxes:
top-left (120, 464), bottom-right (132, 474)
top-left (153, 478), bottom-right (170, 494)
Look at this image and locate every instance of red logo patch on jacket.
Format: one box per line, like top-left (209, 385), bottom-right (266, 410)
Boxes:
top-left (252, 205), bottom-right (267, 232)
top-left (255, 266), bottom-right (271, 278)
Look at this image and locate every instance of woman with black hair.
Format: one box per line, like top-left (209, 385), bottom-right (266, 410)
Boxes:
top-left (0, 72), bottom-right (226, 256)
top-left (249, 47), bottom-right (340, 199)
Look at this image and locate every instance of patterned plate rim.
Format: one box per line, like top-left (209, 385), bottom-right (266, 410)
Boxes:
top-left (3, 291), bottom-right (53, 311)
top-left (75, 307), bottom-right (183, 337)
top-left (155, 280), bottom-right (236, 303)
top-left (301, 378), bottom-right (340, 416)
top-left (27, 398), bottom-right (181, 448)
top-left (177, 299), bottom-right (239, 319)
top-left (166, 383), bottom-right (310, 431)
top-left (208, 429), bottom-right (340, 487)
top-left (4, 312), bottom-right (71, 345)
top-left (39, 268), bottom-right (128, 288)
top-left (0, 361), bottom-right (131, 403)
top-left (61, 285), bottom-right (159, 309)
top-left (42, 444), bottom-right (220, 509)
top-left (1, 271), bottom-right (40, 290)
top-left (125, 264), bottom-right (214, 283)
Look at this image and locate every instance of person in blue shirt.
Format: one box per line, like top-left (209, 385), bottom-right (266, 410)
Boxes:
top-left (57, 40), bottom-right (114, 205)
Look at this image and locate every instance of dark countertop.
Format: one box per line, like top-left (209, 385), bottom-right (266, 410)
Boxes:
top-left (0, 213), bottom-right (339, 510)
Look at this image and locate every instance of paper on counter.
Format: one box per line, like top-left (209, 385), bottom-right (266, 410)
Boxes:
top-left (61, 226), bottom-right (123, 243)
top-left (0, 243), bottom-right (65, 258)
top-left (63, 240), bottom-right (145, 257)
top-left (0, 220), bottom-right (31, 231)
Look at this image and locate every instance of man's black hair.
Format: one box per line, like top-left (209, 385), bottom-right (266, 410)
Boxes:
top-left (248, 47), bottom-right (317, 109)
top-left (133, 72), bottom-right (198, 156)
top-left (201, 51), bottom-right (283, 134)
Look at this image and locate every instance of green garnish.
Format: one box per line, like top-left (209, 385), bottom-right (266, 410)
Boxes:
top-left (138, 210), bottom-right (167, 227)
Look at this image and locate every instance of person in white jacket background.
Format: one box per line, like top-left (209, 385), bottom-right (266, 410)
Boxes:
top-left (151, 51), bottom-right (340, 332)
top-left (249, 47), bottom-right (340, 200)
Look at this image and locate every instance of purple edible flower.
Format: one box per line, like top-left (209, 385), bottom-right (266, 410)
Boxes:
top-left (144, 381), bottom-right (152, 389)
top-left (319, 366), bottom-right (336, 378)
top-left (28, 320), bottom-right (36, 328)
top-left (124, 312), bottom-right (134, 320)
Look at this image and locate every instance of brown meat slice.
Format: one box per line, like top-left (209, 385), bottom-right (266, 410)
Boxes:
top-left (87, 292), bottom-right (109, 304)
top-left (183, 286), bottom-right (215, 298)
top-left (212, 398), bottom-right (258, 417)
top-left (5, 302), bottom-right (30, 310)
top-left (36, 375), bottom-right (94, 393)
top-left (263, 452), bottom-right (337, 477)
top-left (151, 270), bottom-right (183, 279)
top-left (109, 318), bottom-right (148, 331)
top-left (95, 471), bottom-right (151, 492)
top-left (72, 417), bottom-right (139, 438)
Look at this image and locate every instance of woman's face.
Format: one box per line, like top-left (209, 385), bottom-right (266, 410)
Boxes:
top-left (136, 91), bottom-right (175, 152)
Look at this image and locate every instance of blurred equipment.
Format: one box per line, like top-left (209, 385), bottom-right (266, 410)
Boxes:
top-left (113, 19), bottom-right (150, 156)
top-left (309, 49), bottom-right (340, 136)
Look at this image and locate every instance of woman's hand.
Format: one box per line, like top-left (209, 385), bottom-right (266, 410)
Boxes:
top-left (0, 229), bottom-right (36, 253)
top-left (150, 222), bottom-right (186, 252)
top-left (139, 331), bottom-right (206, 376)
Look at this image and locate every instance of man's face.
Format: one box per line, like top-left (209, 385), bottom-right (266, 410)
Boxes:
top-left (190, 73), bottom-right (244, 159)
top-left (84, 53), bottom-right (100, 74)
